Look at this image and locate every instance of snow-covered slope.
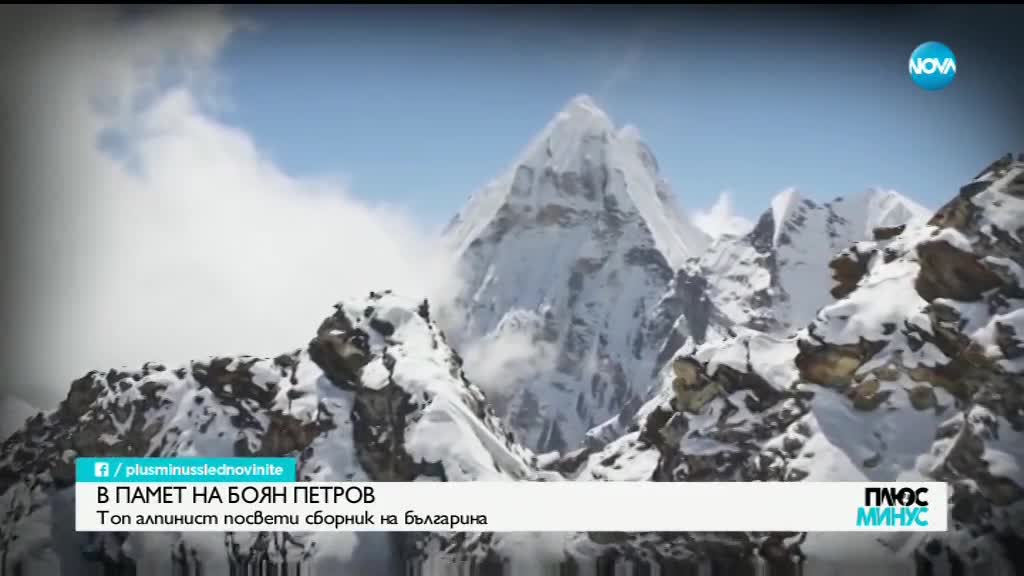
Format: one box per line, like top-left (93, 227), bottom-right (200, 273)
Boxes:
top-left (697, 186), bottom-right (930, 334)
top-left (549, 154), bottom-right (1024, 572)
top-left (0, 292), bottom-right (544, 575)
top-left (440, 95), bottom-right (715, 453)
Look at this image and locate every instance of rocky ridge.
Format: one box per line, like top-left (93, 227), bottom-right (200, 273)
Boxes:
top-left (0, 292), bottom-right (546, 574)
top-left (523, 153), bottom-right (1024, 574)
top-left (694, 187), bottom-right (930, 334)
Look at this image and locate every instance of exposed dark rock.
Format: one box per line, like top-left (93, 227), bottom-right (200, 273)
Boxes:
top-left (59, 372), bottom-right (104, 425)
top-left (829, 245), bottom-right (874, 299)
top-left (545, 447), bottom-right (592, 476)
top-left (417, 299), bottom-right (431, 321)
top-left (782, 436), bottom-right (803, 455)
top-left (907, 339), bottom-right (1004, 403)
top-left (638, 404), bottom-right (679, 449)
top-left (996, 322), bottom-right (1024, 359)
top-left (672, 270), bottom-right (717, 344)
top-left (930, 178), bottom-right (992, 231)
top-left (972, 153), bottom-right (1015, 181)
top-left (192, 356), bottom-right (275, 406)
top-left (568, 257), bottom-right (605, 309)
top-left (848, 380), bottom-right (891, 411)
top-left (369, 318), bottom-right (396, 338)
top-left (536, 204), bottom-right (577, 227)
top-left (925, 302), bottom-right (970, 358)
top-left (711, 364), bottom-right (784, 412)
top-left (671, 368), bottom-right (720, 415)
top-left (908, 385), bottom-right (938, 411)
top-left (273, 353), bottom-right (298, 369)
top-left (624, 246), bottom-right (673, 284)
top-left (672, 357), bottom-right (703, 387)
top-left (309, 307), bottom-right (371, 388)
top-left (872, 224), bottom-right (906, 241)
top-left (349, 382), bottom-right (445, 481)
top-left (916, 240), bottom-right (1003, 302)
top-left (795, 337), bottom-right (884, 389)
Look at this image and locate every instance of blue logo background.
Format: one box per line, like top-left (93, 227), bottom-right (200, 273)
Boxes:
top-left (909, 42), bottom-right (957, 91)
top-left (76, 457), bottom-right (296, 482)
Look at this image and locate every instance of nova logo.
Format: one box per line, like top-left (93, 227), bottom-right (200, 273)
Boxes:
top-left (908, 42), bottom-right (956, 91)
top-left (857, 487), bottom-right (929, 527)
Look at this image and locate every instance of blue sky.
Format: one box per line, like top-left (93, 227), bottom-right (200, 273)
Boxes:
top-left (209, 6), bottom-right (1022, 228)
top-left (3, 4), bottom-right (1024, 408)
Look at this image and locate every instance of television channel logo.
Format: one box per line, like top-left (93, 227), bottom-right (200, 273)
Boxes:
top-left (857, 486), bottom-right (930, 527)
top-left (908, 42), bottom-right (956, 91)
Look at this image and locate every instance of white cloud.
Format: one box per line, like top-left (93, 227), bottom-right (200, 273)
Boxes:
top-left (459, 310), bottom-right (557, 404)
top-left (691, 190), bottom-right (754, 240)
top-left (6, 7), bottom-right (453, 407)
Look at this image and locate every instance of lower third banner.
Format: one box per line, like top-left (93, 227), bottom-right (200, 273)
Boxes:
top-left (74, 459), bottom-right (948, 533)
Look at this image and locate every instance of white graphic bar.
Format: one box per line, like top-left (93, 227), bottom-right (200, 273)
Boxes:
top-left (75, 481), bottom-right (948, 532)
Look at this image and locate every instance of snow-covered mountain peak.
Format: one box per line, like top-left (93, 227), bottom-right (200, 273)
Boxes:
top-left (700, 185), bottom-right (931, 333)
top-left (833, 187), bottom-right (931, 238)
top-left (770, 187), bottom-right (805, 244)
top-left (519, 94), bottom-right (616, 171)
top-left (445, 95), bottom-right (707, 266)
top-left (765, 186), bottom-right (928, 250)
top-left (440, 98), bottom-right (715, 451)
top-left (560, 93), bottom-right (608, 120)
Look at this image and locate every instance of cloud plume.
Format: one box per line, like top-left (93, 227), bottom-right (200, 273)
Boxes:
top-left (2, 6), bottom-right (452, 408)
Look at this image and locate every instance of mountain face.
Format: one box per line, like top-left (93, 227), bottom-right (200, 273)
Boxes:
top-left (696, 187), bottom-right (930, 334)
top-left (440, 95), bottom-right (715, 453)
top-left (536, 154), bottom-right (1023, 573)
top-left (1, 82), bottom-right (1020, 576)
top-left (0, 292), bottom-right (549, 575)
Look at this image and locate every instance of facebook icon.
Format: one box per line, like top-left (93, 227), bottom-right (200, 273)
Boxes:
top-left (94, 462), bottom-right (109, 478)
